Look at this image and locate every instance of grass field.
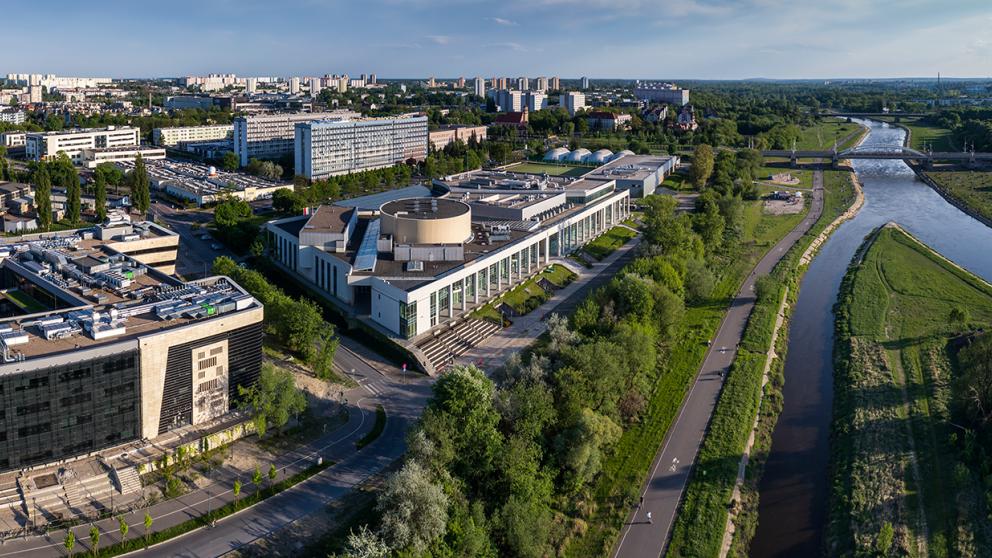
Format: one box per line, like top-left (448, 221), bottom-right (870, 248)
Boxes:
top-left (830, 226), bottom-right (992, 557)
top-left (508, 161), bottom-right (591, 177)
top-left (876, 116), bottom-right (956, 151)
top-left (924, 170), bottom-right (992, 225)
top-left (584, 226), bottom-right (637, 260)
top-left (796, 119), bottom-right (866, 151)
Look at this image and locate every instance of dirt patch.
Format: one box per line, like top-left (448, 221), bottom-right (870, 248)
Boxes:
top-left (763, 199), bottom-right (804, 215)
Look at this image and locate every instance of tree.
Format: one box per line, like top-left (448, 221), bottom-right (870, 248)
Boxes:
top-left (344, 524), bottom-right (391, 558)
top-left (117, 516), bottom-right (129, 549)
top-left (34, 164), bottom-right (52, 230)
top-left (377, 460), bottom-right (448, 553)
top-left (89, 525), bottom-right (100, 557)
top-left (221, 151), bottom-right (239, 172)
top-left (94, 171), bottom-right (108, 222)
top-left (66, 163), bottom-right (81, 223)
top-left (143, 513), bottom-right (153, 549)
top-left (876, 521), bottom-right (894, 555)
top-left (690, 144), bottom-right (715, 188)
top-left (312, 325), bottom-right (340, 380)
top-left (252, 464), bottom-right (263, 488)
top-left (213, 197), bottom-right (252, 228)
top-left (233, 479), bottom-right (242, 505)
top-left (130, 153), bottom-right (150, 214)
top-left (267, 464), bottom-right (277, 487)
top-left (949, 306), bottom-right (969, 327)
top-left (237, 363), bottom-right (307, 437)
top-left (65, 531), bottom-right (76, 558)
top-left (955, 335), bottom-right (992, 426)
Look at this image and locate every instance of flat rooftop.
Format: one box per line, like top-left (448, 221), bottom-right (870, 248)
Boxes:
top-left (117, 159), bottom-right (291, 197)
top-left (381, 198), bottom-right (468, 220)
top-left (436, 169), bottom-right (613, 196)
top-left (303, 205), bottom-right (353, 234)
top-left (584, 154), bottom-right (676, 182)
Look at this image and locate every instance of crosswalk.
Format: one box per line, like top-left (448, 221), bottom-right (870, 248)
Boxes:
top-left (358, 378), bottom-right (385, 397)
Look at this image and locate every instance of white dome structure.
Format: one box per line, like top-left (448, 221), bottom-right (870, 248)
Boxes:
top-left (543, 147), bottom-right (570, 162)
top-left (586, 149), bottom-right (614, 164)
top-left (566, 148), bottom-right (591, 162)
top-left (610, 149), bottom-right (635, 161)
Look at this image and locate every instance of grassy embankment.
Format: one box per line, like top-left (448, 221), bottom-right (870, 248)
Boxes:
top-left (470, 263), bottom-right (577, 322)
top-left (583, 225), bottom-right (637, 261)
top-left (563, 177), bottom-right (816, 557)
top-left (830, 226), bottom-right (992, 557)
top-left (875, 116), bottom-right (955, 151)
top-left (666, 169), bottom-right (858, 557)
top-left (796, 119), bottom-right (866, 151)
top-left (923, 171), bottom-right (992, 226)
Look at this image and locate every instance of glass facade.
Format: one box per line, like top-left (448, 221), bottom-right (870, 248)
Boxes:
top-left (399, 300), bottom-right (417, 338)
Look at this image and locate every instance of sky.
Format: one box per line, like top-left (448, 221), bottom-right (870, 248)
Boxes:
top-left (5, 0), bottom-right (992, 79)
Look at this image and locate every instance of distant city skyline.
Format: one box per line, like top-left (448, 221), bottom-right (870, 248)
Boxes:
top-left (5, 0), bottom-right (992, 79)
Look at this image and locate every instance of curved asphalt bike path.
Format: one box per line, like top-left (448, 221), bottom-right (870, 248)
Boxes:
top-left (0, 341), bottom-right (432, 558)
top-left (613, 169), bottom-right (825, 558)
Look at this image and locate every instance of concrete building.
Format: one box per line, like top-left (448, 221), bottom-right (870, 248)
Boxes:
top-left (245, 77), bottom-right (258, 94)
top-left (517, 77), bottom-right (529, 91)
top-left (474, 76), bottom-right (486, 98)
top-left (535, 76), bottom-right (549, 92)
top-left (289, 77), bottom-right (301, 95)
top-left (633, 81), bottom-right (690, 106)
top-left (1, 131), bottom-right (26, 149)
top-left (582, 153), bottom-right (680, 197)
top-left (0, 109), bottom-right (26, 124)
top-left (560, 91), bottom-right (586, 116)
top-left (581, 76), bottom-right (590, 89)
top-left (28, 85), bottom-right (42, 104)
top-left (181, 73), bottom-right (239, 91)
top-left (232, 110), bottom-right (360, 167)
top-left (0, 218), bottom-right (261, 473)
top-left (428, 125), bottom-right (488, 150)
top-left (550, 76), bottom-right (560, 91)
top-left (586, 111), bottom-right (633, 131)
top-left (118, 159), bottom-right (291, 207)
top-left (492, 90), bottom-right (524, 112)
top-left (153, 125), bottom-right (234, 147)
top-left (265, 171), bottom-right (631, 364)
top-left (309, 77), bottom-right (322, 98)
top-left (25, 126), bottom-right (140, 165)
top-left (163, 95), bottom-right (218, 111)
top-left (80, 145), bottom-right (166, 169)
top-left (294, 115), bottom-right (428, 180)
top-left (526, 92), bottom-right (548, 112)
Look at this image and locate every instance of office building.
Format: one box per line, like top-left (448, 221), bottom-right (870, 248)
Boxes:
top-left (265, 169), bottom-right (631, 373)
top-left (294, 115), bottom-right (428, 180)
top-left (289, 77), bottom-right (300, 95)
top-left (153, 125), bottom-right (234, 147)
top-left (560, 91), bottom-right (586, 116)
top-left (473, 76), bottom-right (485, 98)
top-left (25, 126), bottom-right (140, 165)
top-left (580, 76), bottom-right (590, 89)
top-left (0, 109), bottom-right (26, 124)
top-left (0, 217), bottom-right (262, 473)
top-left (80, 145), bottom-right (166, 169)
top-left (633, 81), bottom-right (690, 106)
top-left (428, 125), bottom-right (488, 150)
top-left (232, 110), bottom-right (360, 167)
top-left (582, 153), bottom-right (680, 197)
top-left (163, 95), bottom-right (224, 111)
top-left (1, 132), bottom-right (26, 149)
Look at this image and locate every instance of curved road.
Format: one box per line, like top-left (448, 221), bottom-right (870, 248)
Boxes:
top-left (0, 341), bottom-right (431, 558)
top-left (613, 169), bottom-right (825, 558)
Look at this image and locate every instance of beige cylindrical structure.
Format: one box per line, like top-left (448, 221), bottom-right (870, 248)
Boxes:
top-left (380, 198), bottom-right (472, 244)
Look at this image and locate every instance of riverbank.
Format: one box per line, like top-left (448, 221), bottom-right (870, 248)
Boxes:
top-left (910, 166), bottom-right (992, 229)
top-left (829, 224), bottom-right (992, 557)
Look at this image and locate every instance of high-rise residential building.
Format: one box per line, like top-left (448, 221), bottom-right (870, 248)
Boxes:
top-left (517, 77), bottom-right (529, 91)
top-left (536, 76), bottom-right (549, 93)
top-left (560, 91), bottom-right (586, 116)
top-left (26, 126), bottom-right (141, 164)
top-left (494, 90), bottom-right (524, 112)
top-left (526, 92), bottom-right (547, 112)
top-left (289, 77), bottom-right (301, 94)
top-left (497, 77), bottom-right (508, 90)
top-left (474, 76), bottom-right (486, 98)
top-left (370, 73), bottom-right (377, 85)
top-left (309, 77), bottom-right (322, 98)
top-left (457, 77), bottom-right (466, 88)
top-left (336, 77), bottom-right (348, 93)
top-left (581, 76), bottom-right (590, 89)
top-left (153, 124), bottom-right (234, 146)
top-left (28, 85), bottom-right (42, 104)
top-left (245, 77), bottom-right (257, 94)
top-left (232, 110), bottom-right (361, 166)
top-left (294, 115), bottom-right (428, 180)
top-left (427, 76), bottom-right (436, 88)
top-left (550, 76), bottom-right (560, 91)
top-left (490, 77), bottom-right (498, 89)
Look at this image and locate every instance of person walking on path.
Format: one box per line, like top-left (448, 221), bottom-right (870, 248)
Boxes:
top-left (647, 512), bottom-right (653, 524)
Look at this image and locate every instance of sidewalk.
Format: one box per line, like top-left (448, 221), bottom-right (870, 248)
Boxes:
top-left (457, 235), bottom-right (641, 371)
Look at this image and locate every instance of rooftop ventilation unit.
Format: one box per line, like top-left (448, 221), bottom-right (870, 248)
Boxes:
top-left (406, 261), bottom-right (424, 272)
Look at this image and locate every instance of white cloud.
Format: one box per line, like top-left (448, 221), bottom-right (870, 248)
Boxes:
top-left (426, 35), bottom-right (451, 45)
top-left (491, 17), bottom-right (517, 26)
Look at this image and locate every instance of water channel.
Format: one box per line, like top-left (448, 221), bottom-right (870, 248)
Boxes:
top-left (750, 118), bottom-right (992, 557)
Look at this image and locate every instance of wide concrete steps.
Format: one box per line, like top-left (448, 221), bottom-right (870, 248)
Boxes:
top-left (114, 466), bottom-right (143, 496)
top-left (416, 318), bottom-right (502, 373)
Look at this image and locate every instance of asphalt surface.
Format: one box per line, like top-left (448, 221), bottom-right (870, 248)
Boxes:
top-left (612, 170), bottom-right (825, 558)
top-left (0, 341), bottom-right (431, 558)
top-left (146, 200), bottom-right (239, 278)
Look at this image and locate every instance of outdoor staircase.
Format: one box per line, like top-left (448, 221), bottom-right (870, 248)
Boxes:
top-left (0, 477), bottom-right (23, 513)
top-left (416, 318), bottom-right (502, 373)
top-left (113, 466), bottom-right (143, 496)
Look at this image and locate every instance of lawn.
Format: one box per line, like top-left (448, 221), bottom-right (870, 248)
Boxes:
top-left (584, 226), bottom-right (637, 260)
top-left (924, 170), bottom-right (992, 225)
top-left (796, 119), bottom-right (866, 151)
top-left (471, 264), bottom-right (577, 319)
top-left (830, 225), bottom-right (992, 557)
top-left (876, 116), bottom-right (955, 151)
top-left (508, 161), bottom-right (590, 177)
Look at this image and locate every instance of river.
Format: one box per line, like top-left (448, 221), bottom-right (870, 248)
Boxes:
top-left (749, 119), bottom-right (992, 557)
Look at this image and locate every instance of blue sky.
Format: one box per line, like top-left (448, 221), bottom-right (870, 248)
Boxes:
top-left (6, 0), bottom-right (992, 79)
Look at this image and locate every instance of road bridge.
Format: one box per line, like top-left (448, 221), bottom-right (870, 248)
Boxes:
top-left (763, 145), bottom-right (992, 167)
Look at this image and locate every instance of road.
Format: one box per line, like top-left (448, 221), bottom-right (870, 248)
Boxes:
top-left (146, 200), bottom-right (240, 278)
top-left (612, 169), bottom-right (825, 558)
top-left (0, 340), bottom-right (431, 558)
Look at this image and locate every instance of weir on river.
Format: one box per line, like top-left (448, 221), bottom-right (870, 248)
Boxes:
top-left (750, 119), bottom-right (992, 557)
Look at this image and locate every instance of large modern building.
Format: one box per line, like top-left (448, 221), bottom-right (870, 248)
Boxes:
top-left (25, 126), bottom-right (140, 165)
top-left (560, 92), bottom-right (586, 116)
top-left (153, 124), bottom-right (234, 147)
top-left (232, 110), bottom-right (360, 167)
top-left (80, 145), bottom-right (166, 169)
top-left (266, 169), bottom-right (631, 368)
top-left (428, 125), bottom-right (488, 150)
top-left (582, 153), bottom-right (680, 197)
top-left (294, 115), bottom-right (428, 180)
top-left (633, 81), bottom-right (690, 106)
top-left (0, 217), bottom-right (262, 472)
top-left (0, 109), bottom-right (25, 124)
top-left (118, 159), bottom-right (292, 207)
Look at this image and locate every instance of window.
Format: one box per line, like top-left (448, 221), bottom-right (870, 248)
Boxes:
top-left (399, 300), bottom-right (417, 339)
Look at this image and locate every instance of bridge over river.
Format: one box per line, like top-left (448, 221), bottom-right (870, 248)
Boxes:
top-left (763, 145), bottom-right (992, 166)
